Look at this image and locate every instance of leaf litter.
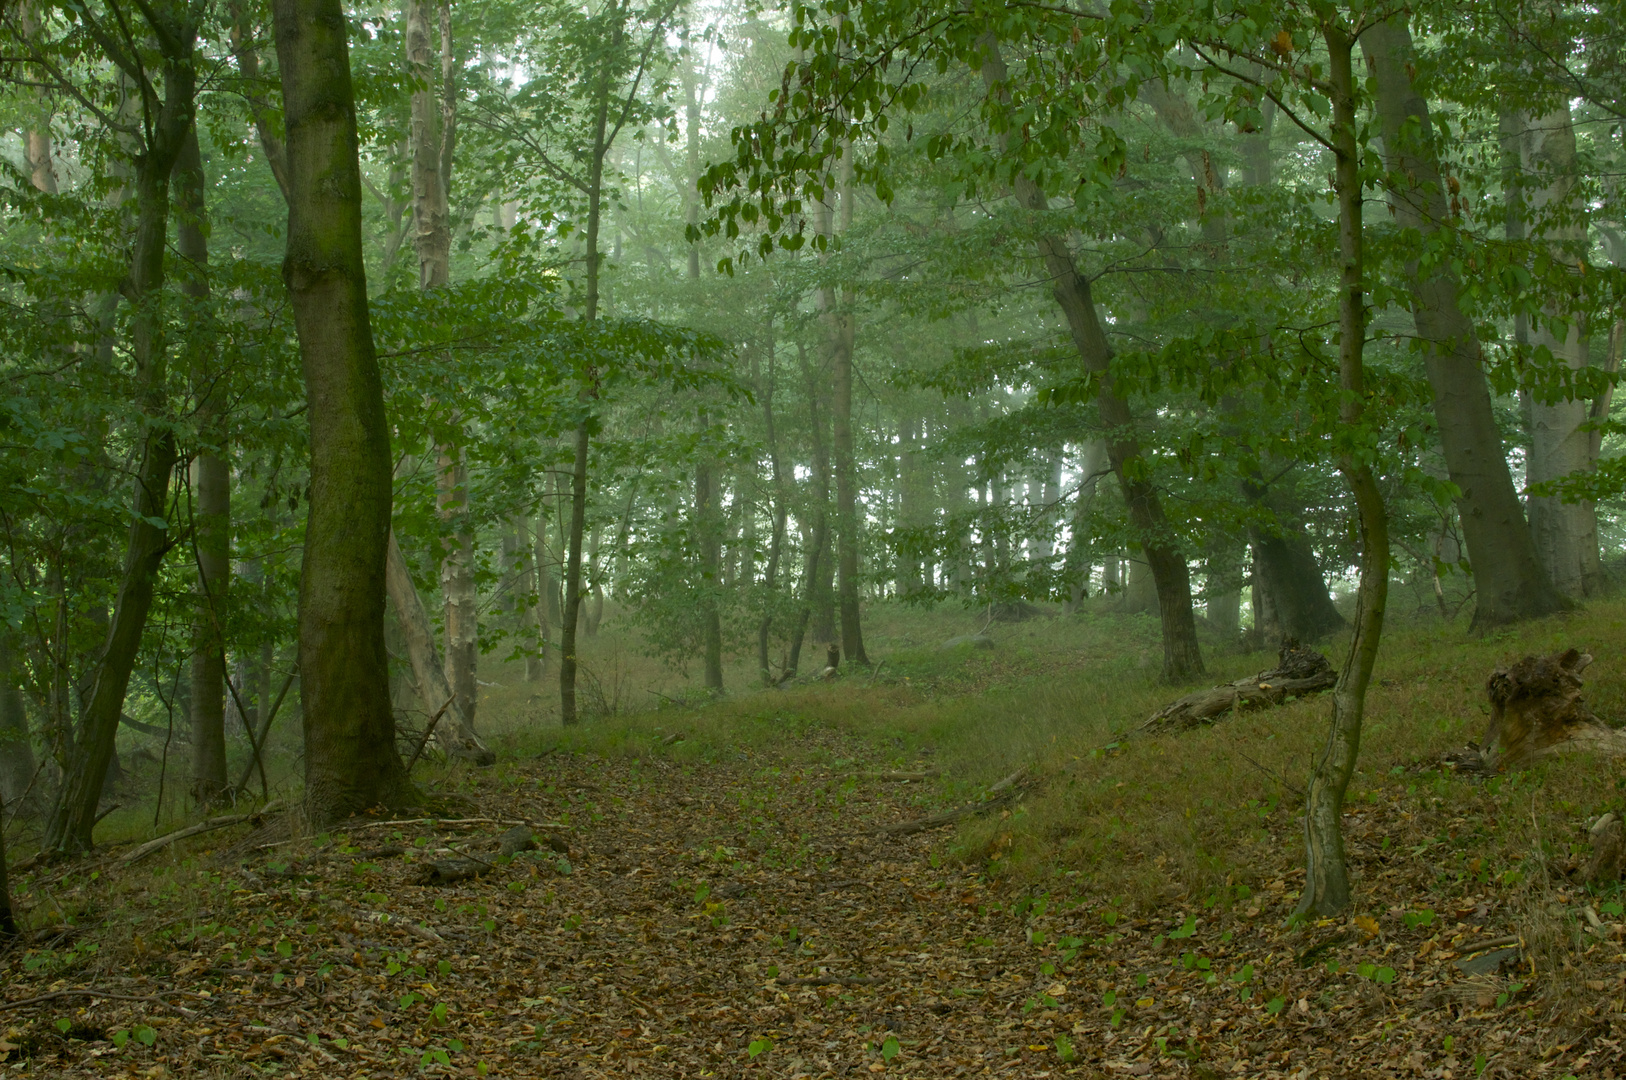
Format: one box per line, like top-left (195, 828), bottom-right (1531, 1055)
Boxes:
top-left (2, 728), bottom-right (1624, 1078)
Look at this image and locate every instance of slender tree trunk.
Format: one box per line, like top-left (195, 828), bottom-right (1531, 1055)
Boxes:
top-left (0, 643), bottom-right (32, 810)
top-left (981, 38), bottom-right (1202, 682)
top-left (273, 0), bottom-right (412, 823)
top-left (1063, 440), bottom-right (1108, 612)
top-left (0, 790), bottom-right (15, 937)
top-left (695, 454), bottom-right (724, 691)
top-left (757, 339), bottom-right (790, 683)
top-left (1516, 104), bottom-right (1604, 598)
top-left (408, 0), bottom-right (480, 729)
top-left (516, 515), bottom-right (546, 681)
top-left (177, 127), bottom-right (230, 805)
top-left (1297, 25), bottom-right (1388, 917)
top-left (45, 12), bottom-right (198, 854)
top-left (1363, 17), bottom-right (1566, 628)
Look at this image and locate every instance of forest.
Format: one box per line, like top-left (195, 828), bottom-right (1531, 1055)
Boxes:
top-left (0, 0), bottom-right (1624, 1076)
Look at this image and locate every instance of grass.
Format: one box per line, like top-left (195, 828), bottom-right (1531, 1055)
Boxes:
top-left (473, 594), bottom-right (1626, 922)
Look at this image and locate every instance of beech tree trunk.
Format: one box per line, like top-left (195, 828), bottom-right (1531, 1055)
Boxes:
top-left (384, 534), bottom-right (493, 762)
top-left (1363, 17), bottom-right (1566, 629)
top-left (407, 0), bottom-right (480, 730)
top-left (981, 39), bottom-right (1202, 682)
top-left (45, 6), bottom-right (198, 855)
top-left (1297, 25), bottom-right (1388, 918)
top-left (273, 0), bottom-right (412, 823)
top-left (757, 341), bottom-right (790, 682)
top-left (177, 127), bottom-right (230, 806)
top-left (1517, 104), bottom-right (1605, 598)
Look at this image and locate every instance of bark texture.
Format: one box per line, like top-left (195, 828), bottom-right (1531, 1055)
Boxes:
top-left (1474, 650), bottom-right (1626, 769)
top-left (1363, 17), bottom-right (1566, 629)
top-left (273, 0), bottom-right (412, 823)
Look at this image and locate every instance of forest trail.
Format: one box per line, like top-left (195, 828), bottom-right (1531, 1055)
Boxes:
top-left (2, 733), bottom-right (1619, 1079)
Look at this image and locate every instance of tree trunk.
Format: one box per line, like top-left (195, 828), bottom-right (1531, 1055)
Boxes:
top-left (0, 642), bottom-right (33, 810)
top-left (1297, 24), bottom-right (1388, 918)
top-left (273, 0), bottom-right (412, 823)
top-left (384, 534), bottom-right (493, 762)
top-left (1248, 521), bottom-right (1346, 642)
top-left (981, 39), bottom-right (1202, 682)
top-left (177, 127), bottom-right (230, 806)
top-left (1204, 540), bottom-right (1243, 639)
top-left (44, 11), bottom-right (198, 855)
top-left (1516, 104), bottom-right (1604, 598)
top-left (516, 515), bottom-right (546, 681)
top-left (0, 790), bottom-right (15, 937)
top-left (1063, 440), bottom-right (1108, 612)
top-left (757, 339), bottom-right (790, 683)
top-left (408, 0), bottom-right (480, 729)
top-left (1363, 16), bottom-right (1566, 629)
top-left (695, 453), bottom-right (724, 691)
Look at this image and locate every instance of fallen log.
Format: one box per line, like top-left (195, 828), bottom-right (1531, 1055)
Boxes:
top-left (1443, 649), bottom-right (1626, 774)
top-left (120, 801), bottom-right (284, 866)
top-left (1142, 640), bottom-right (1336, 732)
top-left (874, 767), bottom-right (1029, 836)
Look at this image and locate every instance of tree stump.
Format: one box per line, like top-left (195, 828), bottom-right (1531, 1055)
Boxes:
top-left (1478, 649), bottom-right (1626, 770)
top-left (1142, 639), bottom-right (1336, 732)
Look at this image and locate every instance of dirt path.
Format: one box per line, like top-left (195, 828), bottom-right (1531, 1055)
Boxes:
top-left (1, 740), bottom-right (1619, 1078)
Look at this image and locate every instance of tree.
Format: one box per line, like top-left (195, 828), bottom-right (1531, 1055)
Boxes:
top-left (43, 0), bottom-right (201, 855)
top-left (1363, 14), bottom-right (1568, 629)
top-left (272, 0), bottom-right (413, 822)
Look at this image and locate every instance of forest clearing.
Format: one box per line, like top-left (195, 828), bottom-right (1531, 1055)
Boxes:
top-left (4, 601), bottom-right (1626, 1078)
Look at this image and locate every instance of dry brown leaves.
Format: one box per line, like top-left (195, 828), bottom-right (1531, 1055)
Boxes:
top-left (2, 735), bottom-right (1624, 1078)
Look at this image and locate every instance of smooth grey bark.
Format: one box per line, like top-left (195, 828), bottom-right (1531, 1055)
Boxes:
top-left (1516, 104), bottom-right (1604, 598)
top-left (981, 38), bottom-right (1203, 681)
top-left (273, 0), bottom-right (412, 822)
top-left (176, 127), bottom-right (229, 805)
top-left (45, 2), bottom-right (199, 855)
top-left (407, 0), bottom-right (479, 730)
top-left (1297, 23), bottom-right (1388, 918)
top-left (1363, 16), bottom-right (1566, 629)
top-left (384, 535), bottom-right (493, 763)
top-left (786, 345), bottom-right (833, 677)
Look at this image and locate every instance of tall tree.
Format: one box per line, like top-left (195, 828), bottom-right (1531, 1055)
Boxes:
top-left (406, 0), bottom-right (481, 729)
top-left (44, 0), bottom-right (201, 854)
top-left (273, 0), bottom-right (412, 822)
top-left (1363, 14), bottom-right (1567, 629)
top-left (178, 126), bottom-right (230, 804)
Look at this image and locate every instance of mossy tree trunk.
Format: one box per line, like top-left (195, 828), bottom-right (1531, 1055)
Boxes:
top-left (273, 0), bottom-right (412, 823)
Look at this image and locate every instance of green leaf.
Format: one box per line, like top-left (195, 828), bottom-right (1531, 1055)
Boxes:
top-left (881, 1036), bottom-right (900, 1061)
top-left (1265, 996), bottom-right (1287, 1015)
top-left (1054, 1033), bottom-right (1076, 1062)
top-left (747, 1037), bottom-right (772, 1059)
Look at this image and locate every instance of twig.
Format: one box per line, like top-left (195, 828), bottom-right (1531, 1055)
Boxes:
top-left (774, 975), bottom-right (880, 987)
top-left (0, 987), bottom-right (208, 1014)
top-left (233, 666), bottom-right (298, 797)
top-left (339, 816), bottom-right (566, 832)
top-left (405, 693), bottom-right (457, 772)
top-left (1237, 751), bottom-right (1305, 797)
top-left (1459, 934), bottom-right (1521, 954)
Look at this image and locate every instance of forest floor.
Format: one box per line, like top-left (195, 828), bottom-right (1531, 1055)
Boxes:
top-left (5, 605), bottom-right (1626, 1078)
